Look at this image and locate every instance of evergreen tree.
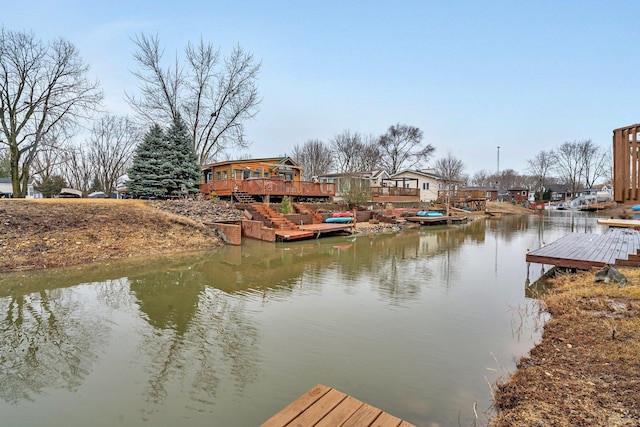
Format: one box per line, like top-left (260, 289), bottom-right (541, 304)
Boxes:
top-left (164, 116), bottom-right (201, 197)
top-left (128, 124), bottom-right (168, 198)
top-left (127, 118), bottom-right (201, 198)
top-left (35, 174), bottom-right (67, 198)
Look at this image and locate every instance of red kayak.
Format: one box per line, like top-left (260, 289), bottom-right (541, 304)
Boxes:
top-left (332, 212), bottom-right (354, 218)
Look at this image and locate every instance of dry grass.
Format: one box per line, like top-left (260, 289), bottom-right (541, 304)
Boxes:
top-left (491, 267), bottom-right (640, 426)
top-left (0, 199), bottom-right (223, 272)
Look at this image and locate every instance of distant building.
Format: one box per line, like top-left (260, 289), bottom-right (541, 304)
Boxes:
top-left (0, 177), bottom-right (37, 198)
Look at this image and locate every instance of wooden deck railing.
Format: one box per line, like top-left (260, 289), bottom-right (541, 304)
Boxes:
top-left (200, 179), bottom-right (335, 197)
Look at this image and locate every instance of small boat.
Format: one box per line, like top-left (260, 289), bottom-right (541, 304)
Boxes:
top-left (631, 205), bottom-right (640, 212)
top-left (332, 212), bottom-right (353, 218)
top-left (416, 211), bottom-right (444, 217)
top-left (325, 216), bottom-right (354, 223)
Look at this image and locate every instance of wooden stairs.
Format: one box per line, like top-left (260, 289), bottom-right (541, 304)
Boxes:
top-left (237, 203), bottom-right (299, 231)
top-left (233, 191), bottom-right (257, 203)
top-left (294, 203), bottom-right (324, 224)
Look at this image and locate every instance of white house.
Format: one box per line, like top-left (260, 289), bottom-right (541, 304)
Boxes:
top-left (0, 177), bottom-right (37, 198)
top-left (389, 169), bottom-right (444, 202)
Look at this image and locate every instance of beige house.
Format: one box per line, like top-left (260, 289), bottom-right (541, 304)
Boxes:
top-left (390, 169), bottom-right (444, 203)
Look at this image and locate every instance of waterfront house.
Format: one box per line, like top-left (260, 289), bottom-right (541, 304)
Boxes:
top-left (388, 169), bottom-right (443, 203)
top-left (200, 157), bottom-right (335, 203)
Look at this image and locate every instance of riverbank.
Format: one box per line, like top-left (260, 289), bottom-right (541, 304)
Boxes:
top-left (491, 268), bottom-right (640, 426)
top-left (0, 199), bottom-right (227, 272)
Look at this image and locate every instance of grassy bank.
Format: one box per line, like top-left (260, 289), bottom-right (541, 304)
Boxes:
top-left (0, 199), bottom-right (224, 272)
top-left (491, 268), bottom-right (640, 426)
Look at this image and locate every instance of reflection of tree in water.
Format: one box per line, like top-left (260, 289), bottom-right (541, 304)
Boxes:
top-left (313, 224), bottom-right (484, 301)
top-left (0, 287), bottom-right (108, 404)
top-left (129, 265), bottom-right (260, 412)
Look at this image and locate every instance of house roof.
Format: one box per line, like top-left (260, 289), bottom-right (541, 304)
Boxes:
top-left (461, 186), bottom-right (497, 191)
top-left (391, 169), bottom-right (444, 180)
top-left (317, 170), bottom-right (388, 179)
top-left (202, 156), bottom-right (301, 170)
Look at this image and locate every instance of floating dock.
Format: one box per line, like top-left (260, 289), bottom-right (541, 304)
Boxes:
top-left (274, 223), bottom-right (355, 241)
top-left (261, 384), bottom-right (415, 427)
top-left (526, 228), bottom-right (640, 269)
top-left (404, 215), bottom-right (467, 225)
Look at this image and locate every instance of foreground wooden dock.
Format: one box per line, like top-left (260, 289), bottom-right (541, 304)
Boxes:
top-left (526, 228), bottom-right (640, 269)
top-left (261, 384), bottom-right (415, 427)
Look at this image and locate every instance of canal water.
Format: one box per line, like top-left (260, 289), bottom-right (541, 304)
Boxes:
top-left (0, 211), bottom-right (604, 427)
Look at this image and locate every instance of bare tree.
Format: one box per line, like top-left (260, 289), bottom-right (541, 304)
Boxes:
top-left (291, 139), bottom-right (333, 180)
top-left (331, 130), bottom-right (363, 173)
top-left (358, 134), bottom-right (383, 171)
top-left (88, 115), bottom-right (140, 196)
top-left (470, 169), bottom-right (492, 187)
top-left (378, 123), bottom-right (434, 174)
top-left (127, 33), bottom-right (261, 164)
top-left (61, 144), bottom-right (95, 195)
top-left (554, 140), bottom-right (585, 193)
top-left (526, 149), bottom-right (556, 196)
top-left (578, 139), bottom-right (608, 189)
top-left (0, 147), bottom-right (12, 178)
top-left (31, 130), bottom-right (70, 191)
top-left (434, 151), bottom-right (465, 214)
top-left (0, 29), bottom-right (102, 197)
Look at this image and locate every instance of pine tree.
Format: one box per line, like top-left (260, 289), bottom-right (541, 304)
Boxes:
top-left (127, 118), bottom-right (201, 199)
top-left (164, 116), bottom-right (201, 197)
top-left (128, 124), bottom-right (168, 198)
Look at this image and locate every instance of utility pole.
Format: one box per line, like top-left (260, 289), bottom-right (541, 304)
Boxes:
top-left (497, 146), bottom-right (500, 175)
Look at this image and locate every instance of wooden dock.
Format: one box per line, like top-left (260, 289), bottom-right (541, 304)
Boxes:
top-left (274, 223), bottom-right (355, 241)
top-left (261, 384), bottom-right (415, 427)
top-left (525, 228), bottom-right (640, 269)
top-left (405, 215), bottom-right (467, 225)
top-left (597, 218), bottom-right (640, 228)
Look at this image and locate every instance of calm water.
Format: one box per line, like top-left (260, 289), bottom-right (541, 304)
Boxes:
top-left (0, 211), bottom-right (603, 427)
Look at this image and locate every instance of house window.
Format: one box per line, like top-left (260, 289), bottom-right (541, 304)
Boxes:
top-left (216, 171), bottom-right (221, 180)
top-left (486, 191), bottom-right (491, 198)
top-left (521, 191), bottom-right (526, 196)
top-left (222, 171), bottom-right (227, 180)
top-left (423, 182), bottom-right (429, 190)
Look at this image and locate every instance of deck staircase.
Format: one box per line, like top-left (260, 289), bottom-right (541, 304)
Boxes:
top-left (233, 191), bottom-right (257, 203)
top-left (293, 203), bottom-right (324, 224)
top-left (237, 203), bottom-right (299, 230)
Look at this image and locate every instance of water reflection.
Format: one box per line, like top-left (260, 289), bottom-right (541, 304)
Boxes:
top-left (0, 286), bottom-right (110, 403)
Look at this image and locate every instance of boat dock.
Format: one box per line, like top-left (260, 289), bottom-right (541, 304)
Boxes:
top-left (274, 222), bottom-right (355, 241)
top-left (260, 384), bottom-right (415, 427)
top-left (526, 227), bottom-right (640, 269)
top-left (404, 215), bottom-right (467, 225)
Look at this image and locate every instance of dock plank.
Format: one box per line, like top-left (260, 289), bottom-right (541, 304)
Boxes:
top-left (262, 384), bottom-right (415, 427)
top-left (286, 388), bottom-right (347, 426)
top-left (314, 396), bottom-right (363, 427)
top-left (341, 403), bottom-right (384, 426)
top-left (526, 228), bottom-right (640, 269)
top-left (260, 384), bottom-right (331, 427)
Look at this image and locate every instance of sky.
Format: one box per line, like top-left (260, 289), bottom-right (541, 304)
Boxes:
top-left (3, 1), bottom-right (639, 176)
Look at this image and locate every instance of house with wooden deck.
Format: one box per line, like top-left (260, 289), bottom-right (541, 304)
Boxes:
top-left (388, 169), bottom-right (443, 203)
top-left (200, 157), bottom-right (335, 203)
top-left (316, 170), bottom-right (391, 203)
top-left (440, 186), bottom-right (497, 211)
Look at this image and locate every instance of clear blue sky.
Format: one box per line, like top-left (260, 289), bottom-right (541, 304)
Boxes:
top-left (3, 1), bottom-right (639, 176)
